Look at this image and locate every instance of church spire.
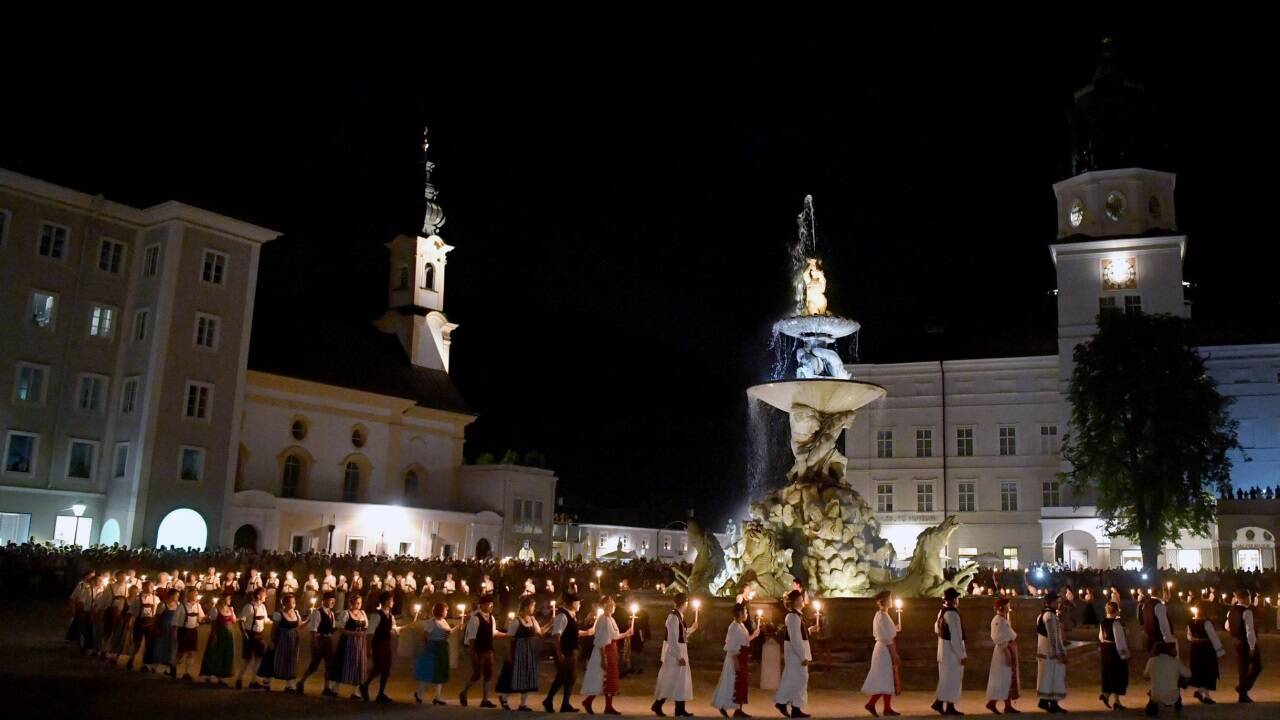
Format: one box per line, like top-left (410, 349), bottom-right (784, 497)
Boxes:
top-left (1069, 37), bottom-right (1166, 175)
top-left (421, 126), bottom-right (446, 236)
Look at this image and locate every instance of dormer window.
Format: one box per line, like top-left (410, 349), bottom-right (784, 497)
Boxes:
top-left (422, 263), bottom-right (436, 291)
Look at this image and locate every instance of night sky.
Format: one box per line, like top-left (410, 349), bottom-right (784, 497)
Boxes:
top-left (2, 8), bottom-right (1277, 528)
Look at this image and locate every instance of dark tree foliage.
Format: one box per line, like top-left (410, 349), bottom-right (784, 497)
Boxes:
top-left (1060, 311), bottom-right (1241, 571)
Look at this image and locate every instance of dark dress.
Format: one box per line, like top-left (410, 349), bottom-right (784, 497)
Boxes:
top-left (330, 612), bottom-right (370, 686)
top-left (370, 608), bottom-right (394, 676)
top-left (1186, 618), bottom-right (1220, 690)
top-left (200, 608), bottom-right (237, 679)
top-left (497, 618), bottom-right (540, 694)
top-left (1099, 619), bottom-right (1129, 695)
top-left (147, 604), bottom-right (177, 667)
top-left (267, 611), bottom-right (302, 680)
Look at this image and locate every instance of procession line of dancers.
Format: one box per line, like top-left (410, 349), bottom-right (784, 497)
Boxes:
top-left (65, 573), bottom-right (1269, 717)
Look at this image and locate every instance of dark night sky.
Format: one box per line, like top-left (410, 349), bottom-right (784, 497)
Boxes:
top-left (2, 8), bottom-right (1277, 527)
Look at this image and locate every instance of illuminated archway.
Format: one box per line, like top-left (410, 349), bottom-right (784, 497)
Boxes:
top-left (156, 508), bottom-right (207, 550)
top-left (99, 518), bottom-right (121, 546)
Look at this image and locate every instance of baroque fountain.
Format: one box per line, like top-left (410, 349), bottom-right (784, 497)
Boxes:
top-left (681, 196), bottom-right (974, 599)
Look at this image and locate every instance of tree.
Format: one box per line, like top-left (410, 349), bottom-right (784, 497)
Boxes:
top-left (1060, 311), bottom-right (1241, 571)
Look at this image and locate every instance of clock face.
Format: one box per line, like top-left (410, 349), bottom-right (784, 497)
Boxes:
top-left (1105, 191), bottom-right (1126, 221)
top-left (1102, 257), bottom-right (1137, 290)
top-left (1069, 199), bottom-right (1086, 228)
top-left (1149, 195), bottom-right (1162, 220)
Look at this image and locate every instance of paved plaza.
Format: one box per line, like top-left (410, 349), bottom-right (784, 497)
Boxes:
top-left (3, 600), bottom-right (1277, 720)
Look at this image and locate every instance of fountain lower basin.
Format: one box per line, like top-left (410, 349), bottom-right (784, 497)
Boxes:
top-left (747, 377), bottom-right (886, 414)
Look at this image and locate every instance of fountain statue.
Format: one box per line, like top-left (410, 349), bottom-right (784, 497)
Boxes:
top-left (712, 195), bottom-right (971, 598)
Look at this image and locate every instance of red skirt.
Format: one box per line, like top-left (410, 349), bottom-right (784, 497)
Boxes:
top-left (602, 643), bottom-right (621, 695)
top-left (734, 646), bottom-right (750, 705)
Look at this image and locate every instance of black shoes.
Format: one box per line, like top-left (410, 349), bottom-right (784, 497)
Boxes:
top-left (790, 710), bottom-right (811, 719)
top-left (775, 704), bottom-right (790, 718)
top-left (562, 705), bottom-right (581, 714)
top-left (932, 701), bottom-right (946, 715)
top-left (675, 702), bottom-right (694, 717)
top-left (653, 700), bottom-right (667, 717)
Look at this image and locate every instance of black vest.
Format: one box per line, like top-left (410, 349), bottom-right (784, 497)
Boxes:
top-left (780, 609), bottom-right (808, 642)
top-left (373, 609), bottom-right (392, 643)
top-left (1226, 605), bottom-right (1249, 640)
top-left (557, 608), bottom-right (579, 655)
top-left (936, 606), bottom-right (964, 641)
top-left (1036, 609), bottom-right (1054, 637)
top-left (1141, 598), bottom-right (1162, 635)
top-left (474, 612), bottom-right (495, 652)
top-left (317, 608), bottom-right (335, 636)
top-left (1100, 619), bottom-right (1118, 642)
top-left (668, 609), bottom-right (687, 644)
top-left (1187, 617), bottom-right (1209, 641)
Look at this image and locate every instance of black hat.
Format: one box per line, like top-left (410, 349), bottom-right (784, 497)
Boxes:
top-left (942, 588), bottom-right (961, 600)
top-left (561, 593), bottom-right (579, 604)
top-left (478, 594), bottom-right (495, 604)
top-left (1044, 591), bottom-right (1059, 602)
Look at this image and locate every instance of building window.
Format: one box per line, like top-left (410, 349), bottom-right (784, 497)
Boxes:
top-left (998, 426), bottom-right (1016, 456)
top-left (876, 429), bottom-right (894, 459)
top-left (396, 265), bottom-right (410, 290)
top-left (112, 443), bottom-right (129, 479)
top-left (1042, 479), bottom-right (1061, 508)
top-left (66, 440), bottom-right (97, 480)
top-left (398, 541), bottom-right (414, 556)
top-left (598, 532), bottom-right (609, 549)
top-left (350, 425), bottom-right (367, 448)
top-left (422, 263), bottom-right (436, 291)
top-left (1002, 547), bottom-right (1019, 571)
top-left (681, 537), bottom-right (688, 552)
top-left (662, 535), bottom-right (671, 551)
top-left (120, 377), bottom-right (139, 414)
top-left (514, 498), bottom-right (544, 534)
top-left (142, 244), bottom-right (160, 277)
top-left (342, 462), bottom-right (361, 501)
top-left (88, 304), bottom-right (116, 339)
top-left (30, 290), bottom-right (57, 329)
top-left (1120, 549), bottom-right (1143, 570)
top-left (0, 512), bottom-right (32, 546)
top-left (179, 447), bottom-right (205, 481)
top-left (201, 249), bottom-right (228, 285)
top-left (38, 222), bottom-right (68, 259)
top-left (1000, 480), bottom-right (1019, 511)
top-left (77, 374), bottom-right (107, 413)
top-left (281, 455), bottom-right (302, 498)
top-left (3, 431), bottom-right (38, 475)
top-left (183, 381), bottom-right (212, 420)
top-left (98, 238), bottom-right (126, 274)
top-left (876, 483), bottom-right (894, 513)
top-left (133, 308), bottom-right (149, 344)
top-left (957, 481), bottom-right (976, 512)
top-left (290, 418), bottom-right (308, 440)
top-left (955, 427), bottom-right (974, 457)
top-left (14, 363), bottom-right (48, 405)
top-left (916, 482), bottom-right (934, 512)
top-left (54, 514), bottom-right (93, 547)
top-left (958, 547), bottom-right (978, 565)
top-left (915, 428), bottom-right (933, 458)
top-left (193, 313), bottom-right (219, 350)
top-left (346, 536), bottom-right (365, 556)
top-left (291, 534), bottom-right (309, 553)
top-left (1124, 295), bottom-right (1142, 314)
top-left (1040, 424), bottom-right (1059, 454)
top-left (403, 469), bottom-right (419, 497)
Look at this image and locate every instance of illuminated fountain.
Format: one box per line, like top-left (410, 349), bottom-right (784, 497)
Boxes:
top-left (709, 196), bottom-right (973, 599)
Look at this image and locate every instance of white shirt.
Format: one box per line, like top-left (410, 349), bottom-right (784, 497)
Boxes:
top-left (240, 601), bottom-right (268, 632)
top-left (1225, 605), bottom-right (1257, 651)
top-left (724, 621), bottom-right (750, 654)
top-left (306, 607), bottom-right (336, 633)
top-left (873, 610), bottom-right (898, 645)
top-left (550, 610), bottom-right (570, 638)
top-left (134, 593), bottom-right (159, 618)
top-left (176, 601), bottom-right (205, 629)
top-left (783, 611), bottom-right (812, 662)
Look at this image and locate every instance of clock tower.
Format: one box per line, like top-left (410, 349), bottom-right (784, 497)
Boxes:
top-left (1050, 39), bottom-right (1189, 379)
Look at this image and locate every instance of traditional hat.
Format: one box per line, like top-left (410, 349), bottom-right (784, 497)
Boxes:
top-left (993, 596), bottom-right (1011, 609)
top-left (478, 593), bottom-right (495, 604)
top-left (943, 587), bottom-right (961, 601)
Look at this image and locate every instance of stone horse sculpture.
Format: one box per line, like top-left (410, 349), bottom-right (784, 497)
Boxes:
top-left (668, 518), bottom-right (727, 596)
top-left (870, 515), bottom-right (977, 598)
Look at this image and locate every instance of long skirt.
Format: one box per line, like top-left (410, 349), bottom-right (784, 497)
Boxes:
top-left (414, 639), bottom-right (451, 683)
top-left (1188, 640), bottom-right (1219, 690)
top-left (497, 636), bottom-right (540, 693)
top-left (147, 620), bottom-right (175, 667)
top-left (177, 627), bottom-right (199, 654)
top-left (200, 623), bottom-right (237, 678)
top-left (711, 650), bottom-right (750, 709)
top-left (986, 645), bottom-right (1017, 701)
top-left (581, 643), bottom-right (620, 696)
top-left (109, 614), bottom-right (133, 656)
top-left (1036, 657), bottom-right (1067, 701)
top-left (330, 632), bottom-right (370, 686)
top-left (1100, 643), bottom-right (1128, 695)
top-left (269, 627), bottom-right (301, 679)
top-left (1083, 602), bottom-right (1100, 627)
top-left (101, 607), bottom-right (121, 652)
top-left (862, 640), bottom-right (897, 695)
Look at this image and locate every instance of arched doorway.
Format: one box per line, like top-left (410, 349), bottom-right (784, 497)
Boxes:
top-left (156, 508), bottom-right (208, 550)
top-left (99, 518), bottom-right (121, 546)
top-left (1054, 529), bottom-right (1098, 569)
top-left (475, 537), bottom-right (492, 559)
top-left (233, 524), bottom-right (259, 551)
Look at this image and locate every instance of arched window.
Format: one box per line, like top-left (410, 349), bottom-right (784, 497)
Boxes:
top-left (422, 263), bottom-right (436, 291)
top-left (403, 469), bottom-right (419, 497)
top-left (343, 462), bottom-right (361, 502)
top-left (156, 508), bottom-right (207, 550)
top-left (281, 455), bottom-right (302, 498)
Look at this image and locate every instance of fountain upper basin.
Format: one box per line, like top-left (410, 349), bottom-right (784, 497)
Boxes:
top-left (747, 378), bottom-right (887, 414)
top-left (773, 314), bottom-right (860, 340)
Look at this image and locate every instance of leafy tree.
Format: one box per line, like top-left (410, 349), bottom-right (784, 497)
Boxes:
top-left (474, 452), bottom-right (496, 465)
top-left (1060, 311), bottom-right (1241, 570)
top-left (522, 450), bottom-right (547, 468)
top-left (500, 449), bottom-right (520, 465)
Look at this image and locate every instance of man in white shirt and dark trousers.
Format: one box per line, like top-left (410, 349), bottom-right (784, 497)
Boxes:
top-left (653, 593), bottom-right (697, 717)
top-left (545, 594), bottom-right (591, 713)
top-left (932, 588), bottom-right (966, 717)
top-left (1225, 589), bottom-right (1261, 703)
top-left (774, 589), bottom-right (814, 719)
top-left (1035, 592), bottom-right (1068, 714)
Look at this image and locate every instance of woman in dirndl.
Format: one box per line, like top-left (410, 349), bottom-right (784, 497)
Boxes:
top-left (497, 596), bottom-right (549, 710)
top-left (1097, 601), bottom-right (1130, 710)
top-left (414, 602), bottom-right (459, 705)
top-left (260, 593), bottom-right (303, 691)
top-left (712, 602), bottom-right (761, 717)
top-left (200, 594), bottom-right (238, 685)
top-left (1186, 603), bottom-right (1226, 704)
top-left (147, 588), bottom-right (179, 676)
top-left (581, 595), bottom-right (635, 715)
top-left (330, 594), bottom-right (370, 699)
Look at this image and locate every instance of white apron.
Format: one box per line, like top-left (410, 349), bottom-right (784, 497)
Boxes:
top-left (760, 638), bottom-right (781, 690)
top-left (1035, 610), bottom-right (1067, 700)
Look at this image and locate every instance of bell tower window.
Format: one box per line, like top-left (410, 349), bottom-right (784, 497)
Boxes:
top-left (422, 263), bottom-right (436, 291)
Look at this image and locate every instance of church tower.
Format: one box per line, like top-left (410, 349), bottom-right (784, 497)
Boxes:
top-left (377, 127), bottom-right (458, 372)
top-left (1050, 39), bottom-right (1189, 378)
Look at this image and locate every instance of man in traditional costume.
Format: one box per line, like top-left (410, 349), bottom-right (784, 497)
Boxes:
top-left (774, 590), bottom-right (814, 719)
top-left (1035, 592), bottom-right (1067, 713)
top-left (1224, 589), bottom-right (1260, 703)
top-left (931, 588), bottom-right (966, 716)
